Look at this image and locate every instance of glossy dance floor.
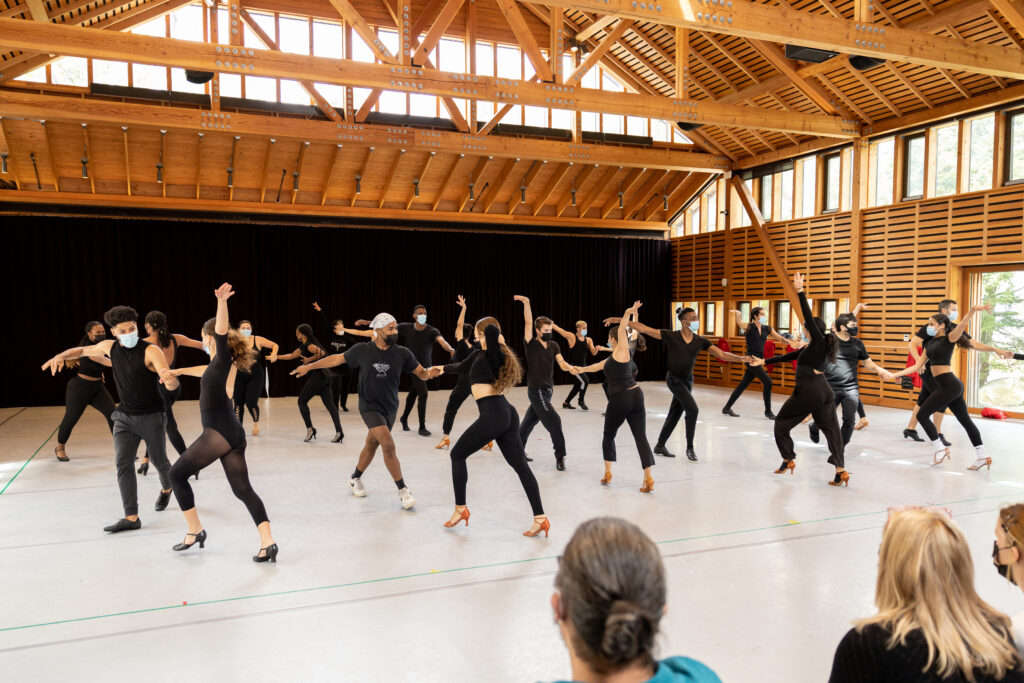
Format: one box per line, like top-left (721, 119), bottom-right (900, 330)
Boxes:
top-left (2, 383), bottom-right (1023, 682)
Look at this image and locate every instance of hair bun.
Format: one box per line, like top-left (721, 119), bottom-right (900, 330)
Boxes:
top-left (600, 600), bottom-right (653, 665)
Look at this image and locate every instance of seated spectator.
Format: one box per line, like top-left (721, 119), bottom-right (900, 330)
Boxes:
top-left (548, 517), bottom-right (721, 683)
top-left (993, 504), bottom-right (1024, 656)
top-left (830, 507), bottom-right (1023, 682)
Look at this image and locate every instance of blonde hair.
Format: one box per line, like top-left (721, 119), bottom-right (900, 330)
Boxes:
top-left (857, 508), bottom-right (1020, 682)
top-left (998, 504), bottom-right (1024, 585)
top-left (475, 316), bottom-right (522, 393)
top-left (576, 320), bottom-right (587, 330)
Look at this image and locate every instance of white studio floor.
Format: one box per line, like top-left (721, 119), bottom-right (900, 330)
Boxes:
top-left (1, 381), bottom-right (1023, 683)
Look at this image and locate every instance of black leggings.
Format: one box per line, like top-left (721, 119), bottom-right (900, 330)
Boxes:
top-left (401, 374), bottom-right (429, 426)
top-left (442, 381), bottom-right (472, 435)
top-left (169, 428), bottom-right (269, 526)
top-left (329, 366), bottom-right (356, 410)
top-left (234, 366), bottom-right (265, 425)
top-left (565, 372), bottom-right (591, 404)
top-left (298, 371), bottom-right (343, 433)
top-left (724, 363), bottom-right (773, 412)
top-left (774, 369), bottom-right (845, 468)
top-left (857, 400), bottom-right (866, 419)
top-left (604, 388), bottom-right (655, 469)
top-left (160, 383), bottom-right (187, 456)
top-left (449, 395), bottom-right (543, 515)
top-left (657, 372), bottom-right (698, 448)
top-left (810, 388), bottom-right (860, 446)
top-left (918, 372), bottom-right (983, 447)
top-left (57, 376), bottom-right (115, 444)
top-left (520, 387), bottom-right (567, 458)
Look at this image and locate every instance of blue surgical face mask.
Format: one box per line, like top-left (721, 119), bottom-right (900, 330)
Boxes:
top-left (758, 316), bottom-right (768, 325)
top-left (203, 343), bottom-right (211, 355)
top-left (117, 331), bottom-right (139, 348)
top-left (688, 321), bottom-right (700, 332)
top-left (416, 314), bottom-right (427, 324)
top-left (239, 329), bottom-right (252, 337)
top-left (948, 310), bottom-right (958, 322)
top-left (801, 333), bottom-right (809, 343)
top-left (580, 329), bottom-right (587, 337)
top-left (926, 325), bottom-right (937, 337)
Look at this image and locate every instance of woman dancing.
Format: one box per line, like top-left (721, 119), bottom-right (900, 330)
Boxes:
top-left (167, 282), bottom-right (277, 562)
top-left (552, 320), bottom-right (599, 411)
top-left (313, 301), bottom-right (360, 412)
top-left (233, 320), bottom-right (278, 437)
top-left (436, 295), bottom-right (492, 453)
top-left (572, 302), bottom-right (657, 493)
top-left (722, 306), bottom-right (789, 419)
top-left (438, 314), bottom-right (549, 536)
top-left (751, 273), bottom-right (849, 487)
top-left (276, 323), bottom-right (343, 443)
top-left (137, 311), bottom-right (203, 475)
top-left (52, 320), bottom-right (115, 461)
top-left (889, 304), bottom-right (993, 470)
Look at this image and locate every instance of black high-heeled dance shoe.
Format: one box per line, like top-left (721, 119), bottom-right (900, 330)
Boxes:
top-left (764, 410), bottom-right (777, 421)
top-left (331, 432), bottom-right (343, 443)
top-left (939, 433), bottom-right (952, 447)
top-left (137, 460), bottom-right (149, 475)
top-left (253, 543), bottom-right (279, 563)
top-left (304, 427), bottom-right (317, 442)
top-left (173, 529), bottom-right (207, 552)
top-left (902, 428), bottom-right (924, 442)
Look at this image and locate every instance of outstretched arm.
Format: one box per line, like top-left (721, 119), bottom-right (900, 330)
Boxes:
top-left (730, 309), bottom-right (748, 334)
top-left (41, 339), bottom-right (115, 375)
top-left (173, 334), bottom-right (204, 350)
top-left (145, 343), bottom-right (179, 391)
top-left (708, 346), bottom-right (748, 363)
top-left (968, 339), bottom-right (1014, 358)
top-left (575, 358), bottom-right (609, 374)
top-left (412, 364), bottom-right (434, 381)
top-left (892, 350), bottom-right (929, 378)
top-left (276, 348), bottom-right (302, 361)
top-left (173, 365), bottom-right (209, 378)
top-left (949, 304), bottom-right (990, 344)
top-left (290, 353), bottom-right (346, 377)
top-left (862, 357), bottom-right (894, 381)
top-left (606, 318), bottom-right (662, 340)
top-left (515, 295), bottom-right (533, 343)
top-left (454, 295), bottom-right (467, 342)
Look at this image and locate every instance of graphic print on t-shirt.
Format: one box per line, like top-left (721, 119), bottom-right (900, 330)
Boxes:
top-left (372, 363), bottom-right (390, 378)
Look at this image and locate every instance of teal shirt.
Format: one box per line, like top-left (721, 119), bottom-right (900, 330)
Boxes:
top-left (548, 656), bottom-right (722, 683)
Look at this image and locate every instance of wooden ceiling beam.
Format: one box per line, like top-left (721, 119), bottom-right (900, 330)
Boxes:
top-left (326, 0), bottom-right (398, 64)
top-left (406, 151), bottom-right (436, 209)
top-left (194, 132), bottom-right (204, 199)
top-left (377, 147), bottom-right (405, 207)
top-left (40, 120), bottom-right (60, 191)
top-left (577, 165), bottom-right (619, 217)
top-left (258, 138), bottom-right (275, 202)
top-left (719, 127), bottom-right (757, 157)
top-left (459, 155), bottom-right (492, 212)
top-left (565, 19), bottom-right (633, 86)
top-left (600, 166), bottom-right (643, 219)
top-left (667, 171), bottom-right (711, 217)
top-left (0, 91), bottom-right (729, 171)
top-left (555, 162), bottom-right (596, 216)
top-left (412, 0), bottom-right (465, 65)
top-left (321, 143), bottom-right (343, 205)
top-left (642, 170), bottom-right (685, 221)
top-left (0, 117), bottom-right (20, 188)
top-left (532, 161), bottom-right (571, 215)
top-left (523, 0), bottom-right (1024, 79)
top-left (479, 156), bottom-right (518, 213)
top-left (816, 73), bottom-right (874, 123)
top-left (989, 0), bottom-right (1024, 37)
top-left (986, 8), bottom-right (1024, 51)
top-left (478, 74), bottom-right (541, 134)
top-left (700, 32), bottom-right (760, 84)
top-left (882, 62), bottom-right (931, 107)
top-left (844, 63), bottom-right (901, 117)
top-left (622, 168), bottom-right (668, 219)
top-left (351, 145), bottom-right (375, 206)
top-left (686, 128), bottom-right (737, 161)
top-left (291, 140), bottom-right (310, 204)
top-left (494, 0), bottom-right (554, 82)
top-left (505, 159), bottom-right (543, 214)
top-left (749, 39), bottom-right (838, 115)
top-left (23, 0), bottom-right (50, 22)
top-left (432, 152), bottom-right (463, 210)
top-left (575, 15), bottom-right (616, 42)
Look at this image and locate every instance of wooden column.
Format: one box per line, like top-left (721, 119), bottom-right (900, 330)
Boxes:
top-left (849, 137), bottom-right (868, 302)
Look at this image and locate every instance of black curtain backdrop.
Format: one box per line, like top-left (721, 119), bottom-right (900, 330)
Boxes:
top-left (4, 216), bottom-right (670, 408)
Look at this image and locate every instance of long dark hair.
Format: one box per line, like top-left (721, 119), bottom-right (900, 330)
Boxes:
top-left (932, 314), bottom-right (971, 348)
top-left (810, 316), bottom-right (838, 363)
top-left (297, 323), bottom-right (325, 351)
top-left (145, 311), bottom-right (173, 348)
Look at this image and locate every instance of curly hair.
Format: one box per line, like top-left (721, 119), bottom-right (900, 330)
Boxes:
top-left (475, 317), bottom-right (522, 392)
top-left (103, 305), bottom-right (137, 328)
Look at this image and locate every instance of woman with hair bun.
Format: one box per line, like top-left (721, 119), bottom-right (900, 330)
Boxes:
top-left (549, 517), bottom-right (721, 683)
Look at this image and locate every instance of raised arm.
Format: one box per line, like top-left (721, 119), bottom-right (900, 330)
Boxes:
top-left (730, 309), bottom-right (748, 334)
top-left (949, 304), bottom-right (990, 344)
top-left (627, 320), bottom-right (662, 340)
top-left (41, 339), bottom-right (115, 375)
top-left (852, 302), bottom-right (868, 317)
top-left (454, 295), bottom-right (467, 342)
top-left (290, 353), bottom-right (346, 377)
top-left (213, 282), bottom-right (232, 335)
top-left (313, 302), bottom-right (333, 339)
top-left (613, 302), bottom-right (640, 363)
top-left (551, 323), bottom-right (576, 347)
top-left (173, 334), bottom-right (204, 350)
top-left (792, 273), bottom-right (821, 342)
top-left (515, 295), bottom-right (533, 342)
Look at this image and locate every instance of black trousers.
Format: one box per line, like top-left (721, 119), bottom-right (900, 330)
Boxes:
top-left (169, 427), bottom-right (269, 526)
top-left (401, 374), bottom-right (429, 427)
top-left (519, 386), bottom-right (567, 459)
top-left (329, 366), bottom-right (356, 410)
top-left (810, 387), bottom-right (860, 446)
top-left (233, 366), bottom-right (265, 425)
top-left (774, 369), bottom-right (844, 468)
top-left (724, 363), bottom-right (773, 412)
top-left (657, 372), bottom-right (698, 448)
top-left (564, 372), bottom-right (591, 404)
top-left (442, 381), bottom-right (472, 435)
top-left (450, 395), bottom-right (543, 515)
top-left (112, 410), bottom-right (171, 516)
top-left (298, 371), bottom-right (342, 434)
top-left (57, 376), bottom-right (115, 444)
top-left (603, 388), bottom-right (655, 469)
top-left (918, 372), bottom-right (983, 447)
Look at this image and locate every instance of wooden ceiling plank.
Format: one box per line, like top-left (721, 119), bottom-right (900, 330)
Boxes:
top-left (480, 156), bottom-right (518, 212)
top-left (845, 63), bottom-right (902, 117)
top-left (666, 172), bottom-right (710, 217)
top-left (642, 170), bottom-right (685, 221)
top-left (258, 138), bottom-right (274, 202)
top-left (377, 147), bottom-right (405, 208)
top-left (883, 61), bottom-right (931, 107)
top-left (749, 39), bottom-right (839, 115)
top-left (505, 158), bottom-right (543, 214)
top-left (576, 15), bottom-right (616, 42)
top-left (432, 152), bottom-right (463, 210)
top-left (40, 120), bottom-right (60, 191)
top-left (459, 154), bottom-right (492, 212)
top-left (321, 143), bottom-right (343, 205)
top-left (532, 161), bottom-right (571, 215)
top-left (493, 0), bottom-right (554, 82)
top-left (622, 168), bottom-right (668, 219)
top-left (577, 165), bottom-right (620, 217)
top-left (406, 151), bottom-right (436, 209)
top-left (351, 144), bottom-right (375, 206)
top-left (555, 162), bottom-right (595, 216)
top-left (565, 19), bottom-right (633, 86)
top-left (600, 166), bottom-right (643, 218)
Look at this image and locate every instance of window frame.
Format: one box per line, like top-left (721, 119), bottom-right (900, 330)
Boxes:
top-left (1004, 107), bottom-right (1024, 186)
top-left (822, 152), bottom-right (841, 213)
top-left (901, 132), bottom-right (926, 201)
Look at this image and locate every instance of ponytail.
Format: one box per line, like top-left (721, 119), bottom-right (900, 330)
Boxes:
top-left (145, 311), bottom-right (172, 348)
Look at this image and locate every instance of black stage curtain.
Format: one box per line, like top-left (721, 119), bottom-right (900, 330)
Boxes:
top-left (4, 216), bottom-right (670, 408)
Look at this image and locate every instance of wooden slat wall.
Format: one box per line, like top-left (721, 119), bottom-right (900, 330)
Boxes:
top-left (671, 186), bottom-right (1024, 406)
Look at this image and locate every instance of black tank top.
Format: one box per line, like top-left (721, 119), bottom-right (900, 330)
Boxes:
top-left (604, 356), bottom-right (637, 395)
top-left (77, 336), bottom-right (106, 377)
top-left (568, 337), bottom-right (589, 365)
top-left (200, 333), bottom-right (246, 449)
top-left (110, 341), bottom-right (163, 415)
top-left (300, 343), bottom-right (326, 378)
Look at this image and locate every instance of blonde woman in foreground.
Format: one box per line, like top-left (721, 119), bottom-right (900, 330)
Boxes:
top-left (829, 508), bottom-right (1023, 682)
top-left (992, 504), bottom-right (1024, 656)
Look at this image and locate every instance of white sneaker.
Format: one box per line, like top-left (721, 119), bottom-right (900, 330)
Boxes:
top-left (399, 487), bottom-right (416, 510)
top-left (349, 478), bottom-right (367, 497)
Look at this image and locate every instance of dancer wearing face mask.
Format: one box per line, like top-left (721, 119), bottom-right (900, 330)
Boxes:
top-left (551, 320), bottom-right (599, 411)
top-left (292, 314), bottom-right (438, 510)
top-left (398, 305), bottom-right (454, 436)
top-left (231, 320), bottom-right (278, 437)
top-left (722, 306), bottom-right (789, 419)
top-left (516, 295), bottom-right (575, 471)
top-left (43, 306), bottom-right (179, 532)
top-left (50, 321), bottom-right (115, 462)
top-left (805, 312), bottom-right (894, 449)
top-left (276, 324), bottom-right (343, 443)
top-left (313, 302), bottom-right (364, 413)
top-left (436, 315), bottom-right (549, 536)
top-left (166, 283), bottom-right (278, 562)
top-left (888, 304), bottom-right (995, 470)
top-left (608, 307), bottom-right (749, 462)
top-left (436, 295), bottom-right (493, 453)
top-left (993, 505), bottom-right (1024, 655)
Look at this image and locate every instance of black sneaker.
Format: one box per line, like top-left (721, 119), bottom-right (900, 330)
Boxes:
top-left (104, 517), bottom-right (142, 533)
top-left (653, 444), bottom-right (676, 458)
top-left (764, 410), bottom-right (777, 421)
top-left (685, 447), bottom-right (698, 462)
top-left (902, 428), bottom-right (924, 442)
top-left (401, 419), bottom-right (411, 432)
top-left (556, 456), bottom-right (566, 471)
top-left (722, 408), bottom-right (740, 417)
top-left (155, 489), bottom-right (171, 512)
top-left (808, 422), bottom-right (820, 443)
top-left (418, 426), bottom-right (431, 437)
top-left (578, 401), bottom-right (589, 411)
top-left (939, 433), bottom-right (951, 447)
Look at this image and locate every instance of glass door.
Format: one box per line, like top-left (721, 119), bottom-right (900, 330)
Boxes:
top-left (965, 267), bottom-right (1024, 416)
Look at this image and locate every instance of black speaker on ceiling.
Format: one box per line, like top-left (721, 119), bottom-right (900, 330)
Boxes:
top-left (185, 70), bottom-right (215, 84)
top-left (784, 45), bottom-right (839, 63)
top-left (676, 122), bottom-right (703, 132)
top-left (848, 55), bottom-right (886, 71)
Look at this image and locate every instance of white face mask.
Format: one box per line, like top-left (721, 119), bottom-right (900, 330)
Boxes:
top-left (416, 314), bottom-right (427, 324)
top-left (117, 331), bottom-right (139, 348)
top-left (948, 310), bottom-right (958, 322)
top-left (688, 321), bottom-right (700, 332)
top-left (239, 329), bottom-right (252, 337)
top-left (758, 315), bottom-right (768, 325)
top-left (203, 343), bottom-right (211, 355)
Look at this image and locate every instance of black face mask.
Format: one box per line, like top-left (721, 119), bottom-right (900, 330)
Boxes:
top-left (90, 334), bottom-right (106, 343)
top-left (845, 326), bottom-right (858, 337)
top-left (383, 333), bottom-right (399, 346)
top-left (541, 332), bottom-right (553, 342)
top-left (994, 541), bottom-right (1017, 584)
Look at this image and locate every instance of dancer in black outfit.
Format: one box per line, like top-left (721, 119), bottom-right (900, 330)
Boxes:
top-left (436, 295), bottom-right (494, 453)
top-left (806, 312), bottom-right (893, 448)
top-left (293, 313), bottom-right (438, 510)
top-left (233, 320), bottom-right (278, 436)
top-left (398, 305), bottom-right (454, 435)
top-left (51, 321), bottom-right (115, 462)
top-left (516, 295), bottom-right (574, 471)
top-left (167, 283), bottom-right (277, 562)
top-left (572, 302), bottom-right (658, 493)
top-left (751, 273), bottom-right (849, 487)
top-left (552, 320), bottom-right (599, 410)
top-left (276, 323), bottom-right (343, 443)
top-left (43, 306), bottom-right (179, 532)
top-left (312, 302), bottom-right (361, 412)
top-left (613, 307), bottom-right (749, 462)
top-left (438, 315), bottom-right (549, 537)
top-left (890, 304), bottom-right (995, 471)
top-left (722, 305), bottom-right (789, 419)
